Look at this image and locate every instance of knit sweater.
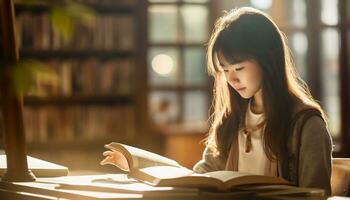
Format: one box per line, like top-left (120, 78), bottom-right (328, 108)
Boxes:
top-left (193, 108), bottom-right (333, 196)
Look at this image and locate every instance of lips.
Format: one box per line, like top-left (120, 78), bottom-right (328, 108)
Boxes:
top-left (236, 87), bottom-right (246, 91)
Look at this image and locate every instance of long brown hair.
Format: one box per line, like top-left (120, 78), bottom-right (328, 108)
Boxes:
top-left (206, 7), bottom-right (326, 161)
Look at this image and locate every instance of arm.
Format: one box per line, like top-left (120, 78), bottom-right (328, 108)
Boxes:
top-left (298, 116), bottom-right (333, 196)
top-left (193, 146), bottom-right (226, 173)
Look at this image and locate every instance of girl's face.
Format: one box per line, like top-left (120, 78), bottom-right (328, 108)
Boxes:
top-left (217, 52), bottom-right (263, 99)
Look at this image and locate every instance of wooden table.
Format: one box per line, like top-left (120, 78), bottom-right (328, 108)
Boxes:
top-left (0, 174), bottom-right (253, 200)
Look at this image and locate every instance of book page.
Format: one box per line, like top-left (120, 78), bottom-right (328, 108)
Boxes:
top-left (106, 143), bottom-right (182, 170)
top-left (39, 174), bottom-right (198, 195)
top-left (204, 171), bottom-right (288, 190)
top-left (139, 166), bottom-right (194, 179)
top-left (133, 166), bottom-right (222, 189)
top-left (204, 171), bottom-right (254, 182)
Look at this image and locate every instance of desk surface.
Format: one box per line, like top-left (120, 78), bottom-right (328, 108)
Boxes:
top-left (0, 174), bottom-right (254, 200)
top-left (0, 154), bottom-right (69, 177)
top-left (0, 154), bottom-right (347, 199)
top-left (0, 174), bottom-right (347, 200)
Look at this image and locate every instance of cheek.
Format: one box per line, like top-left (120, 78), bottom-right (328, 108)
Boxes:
top-left (244, 70), bottom-right (262, 89)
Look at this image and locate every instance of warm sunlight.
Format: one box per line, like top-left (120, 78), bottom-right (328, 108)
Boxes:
top-left (151, 54), bottom-right (174, 76)
top-left (0, 0), bottom-right (348, 199)
top-left (140, 166), bottom-right (193, 179)
top-left (250, 0), bottom-right (272, 10)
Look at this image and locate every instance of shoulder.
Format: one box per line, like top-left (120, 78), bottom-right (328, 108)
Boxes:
top-left (291, 103), bottom-right (325, 135)
top-left (299, 115), bottom-right (332, 144)
top-left (291, 99), bottom-right (325, 127)
top-left (292, 100), bottom-right (320, 117)
top-left (288, 100), bottom-right (332, 145)
top-left (290, 104), bottom-right (332, 147)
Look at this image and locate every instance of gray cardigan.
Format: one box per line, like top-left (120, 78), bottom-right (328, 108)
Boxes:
top-left (193, 109), bottom-right (333, 196)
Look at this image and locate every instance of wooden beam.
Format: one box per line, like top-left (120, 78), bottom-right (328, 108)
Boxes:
top-left (305, 0), bottom-right (321, 100)
top-left (338, 0), bottom-right (350, 156)
top-left (0, 0), bottom-right (35, 181)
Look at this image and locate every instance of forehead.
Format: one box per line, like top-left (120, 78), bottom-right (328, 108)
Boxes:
top-left (215, 51), bottom-right (245, 68)
top-left (215, 51), bottom-right (262, 71)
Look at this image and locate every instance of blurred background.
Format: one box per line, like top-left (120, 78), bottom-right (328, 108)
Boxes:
top-left (0, 0), bottom-right (349, 175)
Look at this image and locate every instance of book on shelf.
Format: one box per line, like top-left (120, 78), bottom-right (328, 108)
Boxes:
top-left (23, 106), bottom-right (136, 144)
top-left (102, 142), bottom-right (289, 191)
top-left (12, 0), bottom-right (140, 147)
top-left (14, 0), bottom-right (138, 5)
top-left (15, 11), bottom-right (135, 51)
top-left (26, 58), bottom-right (133, 97)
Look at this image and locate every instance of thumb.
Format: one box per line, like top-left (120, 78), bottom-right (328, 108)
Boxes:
top-left (100, 157), bottom-right (113, 165)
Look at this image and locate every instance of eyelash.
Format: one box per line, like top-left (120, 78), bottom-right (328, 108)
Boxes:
top-left (223, 67), bottom-right (244, 73)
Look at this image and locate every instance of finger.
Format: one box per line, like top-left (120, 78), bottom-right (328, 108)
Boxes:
top-left (100, 156), bottom-right (113, 165)
top-left (102, 150), bottom-right (114, 156)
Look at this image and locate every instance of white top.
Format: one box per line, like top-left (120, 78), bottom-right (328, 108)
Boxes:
top-left (238, 101), bottom-right (277, 176)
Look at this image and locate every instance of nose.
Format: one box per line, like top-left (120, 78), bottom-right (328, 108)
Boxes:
top-left (227, 71), bottom-right (240, 84)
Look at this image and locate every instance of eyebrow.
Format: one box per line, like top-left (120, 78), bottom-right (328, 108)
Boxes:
top-left (218, 60), bottom-right (245, 69)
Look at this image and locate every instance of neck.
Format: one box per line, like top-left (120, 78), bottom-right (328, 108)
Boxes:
top-left (251, 88), bottom-right (264, 114)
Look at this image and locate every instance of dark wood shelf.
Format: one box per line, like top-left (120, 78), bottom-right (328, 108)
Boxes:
top-left (23, 95), bottom-right (133, 106)
top-left (147, 1), bottom-right (209, 5)
top-left (26, 138), bottom-right (127, 151)
top-left (148, 42), bottom-right (206, 47)
top-left (150, 85), bottom-right (209, 91)
top-left (19, 49), bottom-right (135, 59)
top-left (15, 3), bottom-right (135, 14)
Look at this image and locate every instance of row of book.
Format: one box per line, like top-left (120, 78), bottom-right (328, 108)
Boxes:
top-left (23, 105), bottom-right (136, 143)
top-left (14, 0), bottom-right (137, 6)
top-left (27, 58), bottom-right (134, 96)
top-left (75, 0), bottom-right (137, 5)
top-left (16, 12), bottom-right (135, 50)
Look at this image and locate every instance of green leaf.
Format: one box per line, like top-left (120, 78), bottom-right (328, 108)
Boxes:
top-left (49, 2), bottom-right (96, 42)
top-left (50, 6), bottom-right (73, 42)
top-left (12, 62), bottom-right (35, 94)
top-left (11, 60), bottom-right (59, 94)
top-left (66, 2), bottom-right (96, 28)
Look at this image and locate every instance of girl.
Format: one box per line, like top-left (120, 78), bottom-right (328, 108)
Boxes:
top-left (193, 7), bottom-right (333, 195)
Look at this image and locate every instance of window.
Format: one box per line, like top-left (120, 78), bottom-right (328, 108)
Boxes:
top-left (274, 0), bottom-right (346, 151)
top-left (275, 0), bottom-right (342, 147)
top-left (147, 0), bottom-right (210, 127)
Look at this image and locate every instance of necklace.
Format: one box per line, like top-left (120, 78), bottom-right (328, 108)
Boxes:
top-left (242, 120), bottom-right (266, 153)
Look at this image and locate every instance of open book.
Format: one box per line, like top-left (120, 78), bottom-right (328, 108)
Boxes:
top-left (103, 142), bottom-right (289, 191)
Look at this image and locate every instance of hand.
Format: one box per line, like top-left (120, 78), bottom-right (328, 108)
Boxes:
top-left (100, 150), bottom-right (129, 171)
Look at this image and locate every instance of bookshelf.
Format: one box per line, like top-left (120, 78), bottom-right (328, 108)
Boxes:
top-left (6, 0), bottom-right (152, 170)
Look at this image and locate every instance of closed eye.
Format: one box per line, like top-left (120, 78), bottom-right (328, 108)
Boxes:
top-left (235, 67), bottom-right (244, 71)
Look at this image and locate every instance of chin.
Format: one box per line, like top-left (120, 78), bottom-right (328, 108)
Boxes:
top-left (234, 89), bottom-right (254, 99)
top-left (239, 94), bottom-right (253, 99)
